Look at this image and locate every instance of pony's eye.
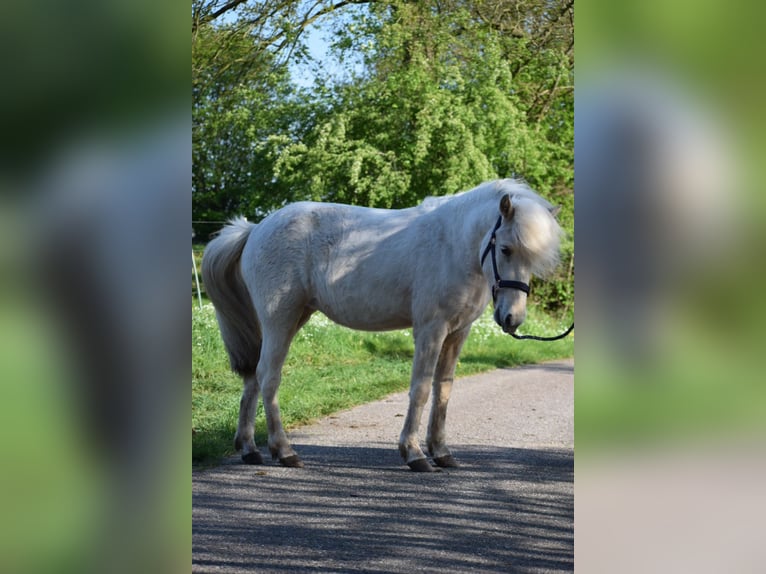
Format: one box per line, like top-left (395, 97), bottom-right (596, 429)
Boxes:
top-left (500, 246), bottom-right (512, 257)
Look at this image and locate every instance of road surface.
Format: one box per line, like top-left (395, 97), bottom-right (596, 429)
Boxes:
top-left (193, 359), bottom-right (573, 573)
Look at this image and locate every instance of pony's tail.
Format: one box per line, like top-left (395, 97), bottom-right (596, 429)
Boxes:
top-left (202, 217), bottom-right (261, 376)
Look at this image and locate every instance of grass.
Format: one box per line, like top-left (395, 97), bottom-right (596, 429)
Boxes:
top-left (192, 302), bottom-right (573, 464)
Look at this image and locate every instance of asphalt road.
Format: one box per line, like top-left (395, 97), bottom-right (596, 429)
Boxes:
top-left (193, 359), bottom-right (573, 573)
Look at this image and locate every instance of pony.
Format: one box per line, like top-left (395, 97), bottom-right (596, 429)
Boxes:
top-left (202, 179), bottom-right (563, 471)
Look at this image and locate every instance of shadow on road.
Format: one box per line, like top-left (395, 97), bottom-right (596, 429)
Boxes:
top-left (502, 362), bottom-right (575, 375)
top-left (193, 444), bottom-right (573, 573)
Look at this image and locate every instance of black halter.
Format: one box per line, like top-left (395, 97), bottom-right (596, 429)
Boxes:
top-left (480, 216), bottom-right (530, 301)
top-left (480, 215), bottom-right (574, 342)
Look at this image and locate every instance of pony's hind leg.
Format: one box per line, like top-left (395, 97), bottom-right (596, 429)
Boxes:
top-left (427, 326), bottom-right (471, 468)
top-left (258, 308), bottom-right (314, 468)
top-left (258, 334), bottom-right (302, 467)
top-left (234, 373), bottom-right (262, 464)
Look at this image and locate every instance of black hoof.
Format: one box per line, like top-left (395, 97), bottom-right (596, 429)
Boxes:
top-left (433, 454), bottom-right (459, 468)
top-left (407, 458), bottom-right (439, 472)
top-left (279, 454), bottom-right (304, 468)
top-left (241, 451), bottom-right (264, 465)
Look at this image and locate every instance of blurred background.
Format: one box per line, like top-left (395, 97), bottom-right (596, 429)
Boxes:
top-left (0, 1), bottom-right (188, 573)
top-left (575, 0), bottom-right (766, 571)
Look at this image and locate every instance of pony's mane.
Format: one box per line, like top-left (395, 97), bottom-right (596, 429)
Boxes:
top-left (507, 196), bottom-right (563, 278)
top-left (422, 179), bottom-right (554, 210)
top-left (494, 179), bottom-right (555, 210)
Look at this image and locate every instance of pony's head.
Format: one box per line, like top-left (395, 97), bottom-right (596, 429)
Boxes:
top-left (481, 194), bottom-right (563, 333)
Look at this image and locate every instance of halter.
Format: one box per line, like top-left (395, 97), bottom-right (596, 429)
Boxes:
top-left (480, 215), bottom-right (574, 342)
top-left (480, 216), bottom-right (530, 301)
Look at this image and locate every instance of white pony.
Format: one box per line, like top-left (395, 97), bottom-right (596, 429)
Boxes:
top-left (202, 179), bottom-right (563, 471)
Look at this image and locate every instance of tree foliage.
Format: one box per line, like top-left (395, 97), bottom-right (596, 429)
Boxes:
top-left (192, 1), bottom-right (370, 237)
top-left (192, 21), bottom-right (291, 238)
top-left (192, 0), bottom-right (574, 312)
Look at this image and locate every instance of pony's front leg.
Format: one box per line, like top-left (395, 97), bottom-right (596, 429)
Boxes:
top-left (399, 325), bottom-right (447, 472)
top-left (427, 326), bottom-right (471, 468)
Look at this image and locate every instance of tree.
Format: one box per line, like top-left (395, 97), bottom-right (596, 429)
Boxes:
top-left (273, 1), bottom-right (573, 203)
top-left (193, 22), bottom-right (287, 239)
top-left (192, 1), bottom-right (373, 238)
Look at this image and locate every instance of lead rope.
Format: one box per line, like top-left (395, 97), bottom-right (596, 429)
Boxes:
top-left (510, 321), bottom-right (574, 341)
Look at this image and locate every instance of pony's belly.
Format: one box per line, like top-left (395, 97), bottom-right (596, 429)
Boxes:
top-left (324, 311), bottom-right (412, 332)
top-left (313, 302), bottom-right (412, 332)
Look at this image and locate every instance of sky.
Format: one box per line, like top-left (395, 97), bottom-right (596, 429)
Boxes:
top-left (289, 8), bottom-right (368, 89)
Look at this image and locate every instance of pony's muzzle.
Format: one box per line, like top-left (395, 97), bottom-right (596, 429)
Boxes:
top-left (494, 308), bottom-right (521, 334)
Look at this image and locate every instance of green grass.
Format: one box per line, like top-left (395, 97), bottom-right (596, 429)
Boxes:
top-left (192, 303), bottom-right (573, 464)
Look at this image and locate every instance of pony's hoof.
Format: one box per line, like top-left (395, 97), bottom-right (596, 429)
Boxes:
top-left (407, 458), bottom-right (439, 472)
top-left (433, 455), bottom-right (459, 468)
top-left (241, 451), bottom-right (264, 465)
top-left (279, 454), bottom-right (304, 468)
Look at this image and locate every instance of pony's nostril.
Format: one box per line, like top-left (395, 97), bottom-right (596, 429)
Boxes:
top-left (503, 314), bottom-right (521, 334)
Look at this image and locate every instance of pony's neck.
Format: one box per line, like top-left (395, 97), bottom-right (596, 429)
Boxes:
top-left (467, 198), bottom-right (504, 274)
top-left (434, 184), bottom-right (505, 274)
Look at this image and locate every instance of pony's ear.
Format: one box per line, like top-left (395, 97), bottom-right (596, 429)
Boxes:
top-left (549, 205), bottom-right (561, 218)
top-left (499, 194), bottom-right (514, 220)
